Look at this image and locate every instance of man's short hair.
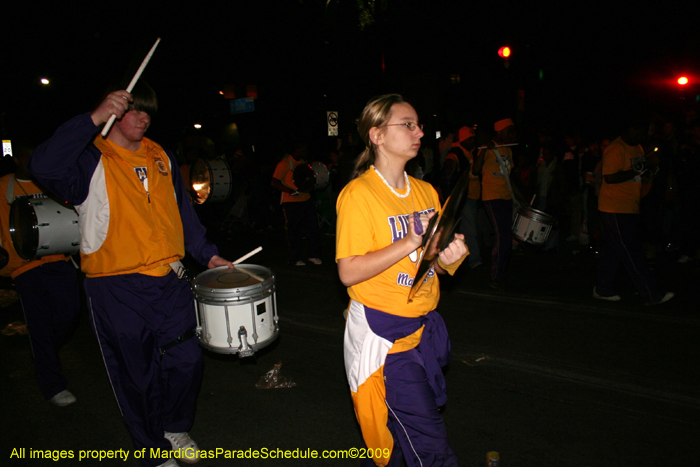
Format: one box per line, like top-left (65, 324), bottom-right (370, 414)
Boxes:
top-left (105, 81), bottom-right (158, 117)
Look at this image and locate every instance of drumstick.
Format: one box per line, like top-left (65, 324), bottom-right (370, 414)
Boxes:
top-left (530, 194), bottom-right (536, 206)
top-left (477, 143), bottom-right (519, 150)
top-left (101, 38), bottom-right (161, 137)
top-left (235, 267), bottom-right (265, 283)
top-left (233, 246), bottom-right (263, 265)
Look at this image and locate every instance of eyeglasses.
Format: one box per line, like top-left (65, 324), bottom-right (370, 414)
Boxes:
top-left (386, 122), bottom-right (424, 132)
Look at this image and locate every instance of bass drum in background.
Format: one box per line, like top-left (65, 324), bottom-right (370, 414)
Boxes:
top-left (9, 196), bottom-right (80, 260)
top-left (190, 158), bottom-right (233, 204)
top-left (292, 163), bottom-right (315, 193)
top-left (311, 161), bottom-right (330, 191)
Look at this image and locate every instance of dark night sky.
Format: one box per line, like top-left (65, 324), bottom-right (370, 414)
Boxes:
top-left (3, 1), bottom-right (699, 155)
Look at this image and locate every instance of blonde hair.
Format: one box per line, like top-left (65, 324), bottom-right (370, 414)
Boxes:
top-left (352, 94), bottom-right (407, 179)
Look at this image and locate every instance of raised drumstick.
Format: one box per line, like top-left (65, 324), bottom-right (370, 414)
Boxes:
top-left (101, 38), bottom-right (161, 137)
top-left (233, 246), bottom-right (263, 265)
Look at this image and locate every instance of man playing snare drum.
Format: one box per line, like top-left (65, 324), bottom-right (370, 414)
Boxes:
top-left (29, 82), bottom-right (233, 467)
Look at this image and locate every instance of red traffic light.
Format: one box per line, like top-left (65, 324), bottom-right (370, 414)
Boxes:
top-left (498, 46), bottom-right (511, 59)
top-left (678, 76), bottom-right (689, 85)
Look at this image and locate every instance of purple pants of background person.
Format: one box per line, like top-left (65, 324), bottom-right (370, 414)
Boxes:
top-left (484, 198), bottom-right (513, 282)
top-left (85, 272), bottom-right (202, 467)
top-left (282, 199), bottom-right (322, 263)
top-left (596, 211), bottom-right (664, 303)
top-left (15, 260), bottom-right (81, 400)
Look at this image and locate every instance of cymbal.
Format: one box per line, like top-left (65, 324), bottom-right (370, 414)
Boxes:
top-left (407, 170), bottom-right (470, 303)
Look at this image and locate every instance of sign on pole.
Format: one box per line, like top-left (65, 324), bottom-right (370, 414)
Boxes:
top-left (231, 97), bottom-right (255, 115)
top-left (2, 140), bottom-right (12, 157)
top-left (327, 111), bottom-right (339, 136)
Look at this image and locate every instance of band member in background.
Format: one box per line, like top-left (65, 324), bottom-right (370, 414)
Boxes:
top-left (444, 126), bottom-right (483, 269)
top-left (337, 94), bottom-right (467, 467)
top-left (472, 118), bottom-right (523, 289)
top-left (0, 143), bottom-right (81, 407)
top-left (594, 116), bottom-right (673, 305)
top-left (29, 82), bottom-right (233, 467)
top-left (271, 142), bottom-right (322, 266)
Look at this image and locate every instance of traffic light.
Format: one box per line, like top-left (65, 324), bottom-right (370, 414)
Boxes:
top-left (678, 76), bottom-right (689, 86)
top-left (498, 46), bottom-right (511, 68)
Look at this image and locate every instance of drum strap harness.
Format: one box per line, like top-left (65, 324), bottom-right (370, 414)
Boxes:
top-left (159, 328), bottom-right (197, 356)
top-left (158, 261), bottom-right (198, 356)
top-left (493, 148), bottom-right (522, 210)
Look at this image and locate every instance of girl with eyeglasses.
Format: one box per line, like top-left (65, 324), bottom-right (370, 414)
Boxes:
top-left (336, 94), bottom-right (466, 467)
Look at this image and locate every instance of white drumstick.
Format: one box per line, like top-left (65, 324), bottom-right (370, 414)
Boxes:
top-left (530, 194), bottom-right (536, 206)
top-left (233, 246), bottom-right (263, 265)
top-left (101, 38), bottom-right (161, 137)
top-left (477, 143), bottom-right (519, 150)
top-left (235, 266), bottom-right (264, 283)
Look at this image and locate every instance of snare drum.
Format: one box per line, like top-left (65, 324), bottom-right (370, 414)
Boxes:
top-left (512, 206), bottom-right (555, 245)
top-left (194, 264), bottom-right (279, 357)
top-left (9, 196), bottom-right (80, 260)
top-left (311, 161), bottom-right (330, 190)
top-left (190, 158), bottom-right (233, 204)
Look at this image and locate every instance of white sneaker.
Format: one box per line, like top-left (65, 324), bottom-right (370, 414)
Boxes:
top-left (294, 260), bottom-right (306, 266)
top-left (164, 432), bottom-right (200, 464)
top-left (156, 460), bottom-right (180, 467)
top-left (647, 292), bottom-right (675, 306)
top-left (677, 255), bottom-right (692, 264)
top-left (50, 390), bottom-right (76, 407)
top-left (308, 257), bottom-right (322, 265)
top-left (592, 287), bottom-right (621, 302)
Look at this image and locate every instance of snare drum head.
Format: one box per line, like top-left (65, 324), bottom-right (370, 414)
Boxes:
top-left (9, 199), bottom-right (39, 261)
top-left (195, 264), bottom-right (273, 291)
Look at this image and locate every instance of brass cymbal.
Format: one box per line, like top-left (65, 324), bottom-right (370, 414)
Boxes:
top-left (407, 170), bottom-right (470, 303)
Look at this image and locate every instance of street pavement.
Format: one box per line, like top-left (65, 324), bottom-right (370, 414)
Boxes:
top-left (1, 215), bottom-right (699, 467)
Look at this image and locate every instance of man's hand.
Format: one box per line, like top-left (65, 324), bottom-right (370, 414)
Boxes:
top-left (208, 255), bottom-right (234, 269)
top-left (91, 91), bottom-right (132, 126)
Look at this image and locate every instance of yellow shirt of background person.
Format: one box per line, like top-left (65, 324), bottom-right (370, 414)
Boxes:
top-left (272, 155), bottom-right (311, 204)
top-left (598, 137), bottom-right (643, 214)
top-left (335, 168), bottom-right (444, 318)
top-left (444, 143), bottom-right (481, 200)
top-left (481, 146), bottom-right (513, 201)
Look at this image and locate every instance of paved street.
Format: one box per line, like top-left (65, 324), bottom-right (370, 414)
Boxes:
top-left (1, 218), bottom-right (698, 466)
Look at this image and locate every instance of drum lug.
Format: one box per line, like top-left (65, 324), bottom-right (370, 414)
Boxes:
top-left (237, 326), bottom-right (255, 358)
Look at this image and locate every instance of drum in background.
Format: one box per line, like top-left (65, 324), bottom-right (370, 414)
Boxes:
top-left (311, 161), bottom-right (330, 190)
top-left (292, 163), bottom-right (315, 193)
top-left (190, 158), bottom-right (232, 204)
top-left (9, 196), bottom-right (80, 261)
top-left (194, 264), bottom-right (279, 357)
top-left (512, 205), bottom-right (555, 245)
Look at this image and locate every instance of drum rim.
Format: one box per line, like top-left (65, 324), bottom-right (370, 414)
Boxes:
top-left (518, 206), bottom-right (555, 223)
top-left (9, 198), bottom-right (39, 261)
top-left (194, 264), bottom-right (275, 297)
